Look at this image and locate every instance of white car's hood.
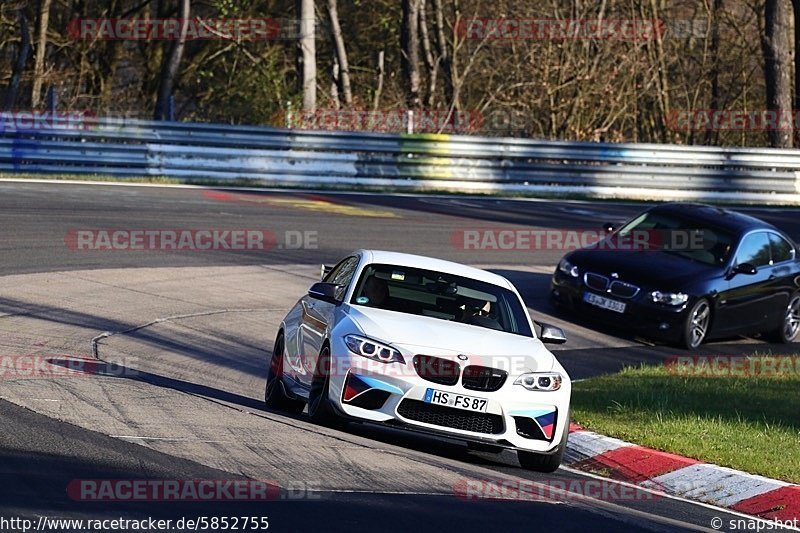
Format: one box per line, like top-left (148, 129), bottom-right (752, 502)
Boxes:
top-left (346, 306), bottom-right (555, 373)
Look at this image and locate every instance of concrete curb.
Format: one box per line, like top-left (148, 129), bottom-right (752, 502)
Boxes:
top-left (565, 424), bottom-right (800, 521)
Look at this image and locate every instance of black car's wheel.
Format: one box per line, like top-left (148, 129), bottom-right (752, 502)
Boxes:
top-left (773, 292), bottom-right (800, 344)
top-left (264, 333), bottom-right (305, 414)
top-left (308, 345), bottom-right (344, 427)
top-left (681, 299), bottom-right (711, 350)
top-left (517, 413), bottom-right (570, 473)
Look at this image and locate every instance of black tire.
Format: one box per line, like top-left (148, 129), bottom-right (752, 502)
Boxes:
top-left (681, 298), bottom-right (711, 350)
top-left (517, 412), bottom-right (570, 473)
top-left (772, 292), bottom-right (800, 344)
top-left (264, 333), bottom-right (305, 415)
top-left (307, 345), bottom-right (344, 427)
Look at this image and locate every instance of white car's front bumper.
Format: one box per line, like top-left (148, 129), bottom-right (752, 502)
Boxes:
top-left (327, 338), bottom-right (572, 454)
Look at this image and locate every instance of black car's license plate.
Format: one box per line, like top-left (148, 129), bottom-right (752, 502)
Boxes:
top-left (583, 292), bottom-right (626, 313)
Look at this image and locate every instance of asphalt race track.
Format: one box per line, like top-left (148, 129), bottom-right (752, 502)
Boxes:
top-left (1, 181), bottom-right (799, 532)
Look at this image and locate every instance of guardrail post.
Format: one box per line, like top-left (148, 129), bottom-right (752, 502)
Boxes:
top-left (407, 110), bottom-right (413, 134)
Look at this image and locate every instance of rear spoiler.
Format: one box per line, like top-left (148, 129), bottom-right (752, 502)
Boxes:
top-left (320, 264), bottom-right (334, 280)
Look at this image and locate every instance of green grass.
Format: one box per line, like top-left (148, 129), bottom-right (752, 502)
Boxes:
top-left (572, 356), bottom-right (800, 483)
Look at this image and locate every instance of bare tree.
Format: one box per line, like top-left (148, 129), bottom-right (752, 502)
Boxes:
top-left (401, 0), bottom-right (422, 109)
top-left (419, 0), bottom-right (437, 106)
top-left (297, 0), bottom-right (317, 111)
top-left (373, 50), bottom-right (385, 110)
top-left (706, 0), bottom-right (724, 145)
top-left (4, 12), bottom-right (31, 111)
top-left (792, 0), bottom-right (800, 112)
top-left (763, 0), bottom-right (793, 147)
top-left (30, 0), bottom-right (52, 108)
top-left (327, 0), bottom-right (352, 106)
top-left (433, 0), bottom-right (454, 108)
top-left (154, 0), bottom-right (190, 120)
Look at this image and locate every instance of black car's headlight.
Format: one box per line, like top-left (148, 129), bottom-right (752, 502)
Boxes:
top-left (558, 258), bottom-right (580, 278)
top-left (649, 291), bottom-right (689, 306)
top-left (514, 372), bottom-right (563, 391)
top-left (344, 334), bottom-right (405, 364)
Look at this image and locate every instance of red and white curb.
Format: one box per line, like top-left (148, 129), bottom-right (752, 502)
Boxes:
top-left (565, 424), bottom-right (800, 521)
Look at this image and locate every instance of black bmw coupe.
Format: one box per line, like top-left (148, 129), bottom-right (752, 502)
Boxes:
top-left (550, 203), bottom-right (800, 349)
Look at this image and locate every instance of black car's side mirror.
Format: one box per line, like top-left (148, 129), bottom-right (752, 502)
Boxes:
top-left (603, 222), bottom-right (616, 233)
top-left (308, 282), bottom-right (342, 305)
top-left (535, 321), bottom-right (567, 345)
top-left (732, 263), bottom-right (758, 276)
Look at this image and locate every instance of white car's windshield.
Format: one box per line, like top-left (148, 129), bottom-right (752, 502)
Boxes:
top-left (350, 264), bottom-right (533, 338)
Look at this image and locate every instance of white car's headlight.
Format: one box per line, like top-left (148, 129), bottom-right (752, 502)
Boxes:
top-left (649, 291), bottom-right (689, 306)
top-left (558, 258), bottom-right (580, 278)
top-left (514, 372), bottom-right (563, 392)
top-left (344, 334), bottom-right (405, 364)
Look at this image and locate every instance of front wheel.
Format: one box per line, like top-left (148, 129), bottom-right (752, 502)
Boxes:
top-left (264, 333), bottom-right (305, 415)
top-left (681, 299), bottom-right (711, 350)
top-left (772, 292), bottom-right (800, 344)
top-left (308, 346), bottom-right (344, 427)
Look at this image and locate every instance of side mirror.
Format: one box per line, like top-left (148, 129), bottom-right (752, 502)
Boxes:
top-left (535, 321), bottom-right (567, 345)
top-left (320, 264), bottom-right (334, 281)
top-left (732, 263), bottom-right (758, 276)
top-left (308, 282), bottom-right (342, 305)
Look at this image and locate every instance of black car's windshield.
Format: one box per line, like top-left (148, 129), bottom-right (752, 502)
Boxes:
top-left (350, 264), bottom-right (533, 337)
top-left (616, 212), bottom-right (736, 267)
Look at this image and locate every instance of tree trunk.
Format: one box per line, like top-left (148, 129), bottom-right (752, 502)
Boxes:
top-left (433, 0), bottom-right (454, 109)
top-left (793, 0), bottom-right (800, 113)
top-left (706, 0), bottom-right (724, 145)
top-left (297, 0), bottom-right (317, 111)
top-left (373, 50), bottom-right (385, 110)
top-left (419, 0), bottom-right (437, 107)
top-left (154, 0), bottom-right (190, 120)
top-left (327, 0), bottom-right (352, 106)
top-left (401, 0), bottom-right (422, 109)
top-left (31, 0), bottom-right (52, 108)
top-left (100, 0), bottom-right (123, 109)
top-left (763, 0), bottom-right (793, 147)
top-left (4, 13), bottom-right (32, 111)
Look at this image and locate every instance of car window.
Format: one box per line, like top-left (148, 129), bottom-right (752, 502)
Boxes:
top-left (322, 256), bottom-right (360, 300)
top-left (616, 211), bottom-right (735, 266)
top-left (735, 232), bottom-right (772, 268)
top-left (769, 233), bottom-right (795, 264)
top-left (350, 263), bottom-right (533, 337)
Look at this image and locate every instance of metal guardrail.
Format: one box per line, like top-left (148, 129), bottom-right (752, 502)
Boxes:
top-left (1, 116), bottom-right (799, 202)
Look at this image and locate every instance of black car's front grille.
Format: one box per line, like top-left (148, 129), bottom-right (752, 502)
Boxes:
top-left (397, 399), bottom-right (504, 434)
top-left (413, 355), bottom-right (460, 386)
top-left (608, 280), bottom-right (640, 299)
top-left (584, 272), bottom-right (641, 300)
top-left (584, 272), bottom-right (609, 292)
top-left (462, 366), bottom-right (507, 392)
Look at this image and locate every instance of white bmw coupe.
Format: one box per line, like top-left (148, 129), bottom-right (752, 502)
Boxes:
top-left (266, 250), bottom-right (572, 472)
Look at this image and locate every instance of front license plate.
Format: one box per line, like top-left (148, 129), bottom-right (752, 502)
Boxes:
top-left (583, 292), bottom-right (626, 313)
top-left (424, 388), bottom-right (488, 413)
